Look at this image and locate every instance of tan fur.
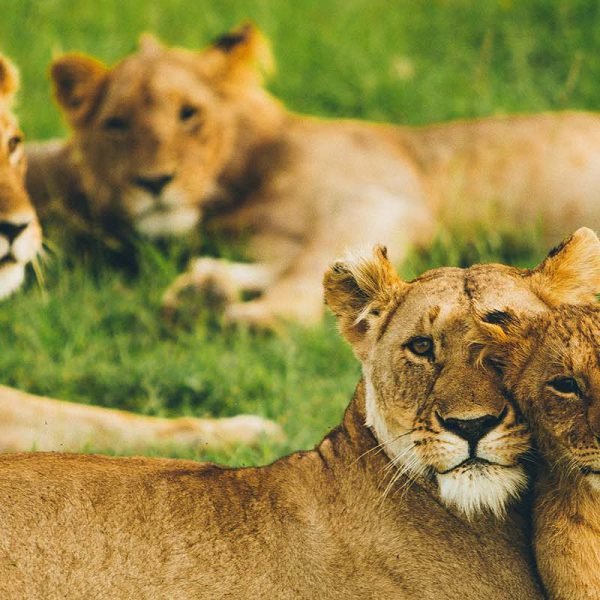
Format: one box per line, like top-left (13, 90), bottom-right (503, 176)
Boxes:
top-left (25, 24), bottom-right (600, 326)
top-left (0, 385), bottom-right (283, 454)
top-left (476, 302), bottom-right (600, 599)
top-left (3, 231), bottom-right (599, 597)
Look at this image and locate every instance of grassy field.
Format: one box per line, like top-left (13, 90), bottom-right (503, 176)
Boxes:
top-left (0, 0), bottom-right (596, 465)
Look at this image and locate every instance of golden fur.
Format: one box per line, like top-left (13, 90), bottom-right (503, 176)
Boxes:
top-left (26, 24), bottom-right (600, 327)
top-left (0, 54), bottom-right (282, 454)
top-left (476, 302), bottom-right (600, 599)
top-left (3, 229), bottom-right (600, 597)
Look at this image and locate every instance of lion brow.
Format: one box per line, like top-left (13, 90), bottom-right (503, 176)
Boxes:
top-left (427, 306), bottom-right (440, 326)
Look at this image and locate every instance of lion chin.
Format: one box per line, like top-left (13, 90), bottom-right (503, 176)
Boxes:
top-left (0, 263), bottom-right (25, 300)
top-left (437, 463), bottom-right (528, 520)
top-left (123, 189), bottom-right (202, 238)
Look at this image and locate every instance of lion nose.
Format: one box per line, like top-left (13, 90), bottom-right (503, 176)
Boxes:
top-left (133, 173), bottom-right (174, 196)
top-left (438, 407), bottom-right (507, 446)
top-left (0, 221), bottom-right (29, 244)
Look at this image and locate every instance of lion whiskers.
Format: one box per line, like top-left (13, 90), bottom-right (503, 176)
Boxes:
top-left (379, 446), bottom-right (429, 504)
top-left (351, 429), bottom-right (413, 467)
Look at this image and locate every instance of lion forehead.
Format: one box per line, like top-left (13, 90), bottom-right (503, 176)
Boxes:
top-left (385, 272), bottom-right (468, 337)
top-left (464, 264), bottom-right (548, 315)
top-left (101, 56), bottom-right (212, 116)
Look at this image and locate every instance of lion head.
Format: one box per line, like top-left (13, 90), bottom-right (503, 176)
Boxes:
top-left (476, 302), bottom-right (600, 493)
top-left (0, 56), bottom-right (41, 298)
top-left (50, 24), bottom-right (280, 238)
top-left (324, 228), bottom-right (600, 518)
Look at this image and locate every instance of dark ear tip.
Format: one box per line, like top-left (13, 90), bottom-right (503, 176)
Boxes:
top-left (331, 262), bottom-right (349, 275)
top-left (213, 31), bottom-right (250, 53)
top-left (480, 309), bottom-right (516, 327)
top-left (546, 236), bottom-right (571, 259)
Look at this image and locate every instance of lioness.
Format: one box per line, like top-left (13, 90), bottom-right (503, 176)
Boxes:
top-left (3, 229), bottom-right (600, 598)
top-left (0, 54), bottom-right (281, 453)
top-left (476, 304), bottom-right (600, 599)
top-left (0, 56), bottom-right (40, 298)
top-left (26, 24), bottom-right (600, 327)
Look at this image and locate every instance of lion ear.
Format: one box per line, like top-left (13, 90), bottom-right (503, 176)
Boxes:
top-left (202, 22), bottom-right (274, 85)
top-left (51, 54), bottom-right (108, 127)
top-left (474, 309), bottom-right (523, 344)
top-left (0, 55), bottom-right (19, 102)
top-left (529, 227), bottom-right (600, 305)
top-left (472, 309), bottom-right (530, 372)
top-left (324, 245), bottom-right (407, 359)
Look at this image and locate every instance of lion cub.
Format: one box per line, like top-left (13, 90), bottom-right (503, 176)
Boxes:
top-left (477, 304), bottom-right (600, 599)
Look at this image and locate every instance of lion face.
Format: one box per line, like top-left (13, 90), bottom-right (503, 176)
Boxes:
top-left (366, 272), bottom-right (530, 518)
top-left (479, 304), bottom-right (600, 493)
top-left (324, 228), bottom-right (600, 518)
top-left (0, 57), bottom-right (41, 298)
top-left (50, 25), bottom-right (277, 238)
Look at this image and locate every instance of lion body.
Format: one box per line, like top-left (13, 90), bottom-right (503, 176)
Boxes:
top-left (4, 228), bottom-right (598, 598)
top-left (25, 26), bottom-right (600, 325)
top-left (479, 305), bottom-right (600, 599)
top-left (0, 385), bottom-right (542, 600)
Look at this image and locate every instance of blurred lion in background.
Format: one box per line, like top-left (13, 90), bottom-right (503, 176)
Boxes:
top-left (0, 53), bottom-right (282, 454)
top-left (27, 23), bottom-right (600, 327)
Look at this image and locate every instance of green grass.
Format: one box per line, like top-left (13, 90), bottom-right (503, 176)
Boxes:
top-left (0, 0), bottom-right (594, 465)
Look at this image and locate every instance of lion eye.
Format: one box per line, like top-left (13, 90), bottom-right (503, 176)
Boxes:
top-left (485, 357), bottom-right (504, 376)
top-left (549, 377), bottom-right (580, 395)
top-left (179, 105), bottom-right (198, 122)
top-left (407, 336), bottom-right (434, 357)
top-left (8, 135), bottom-right (22, 154)
top-left (103, 117), bottom-right (130, 132)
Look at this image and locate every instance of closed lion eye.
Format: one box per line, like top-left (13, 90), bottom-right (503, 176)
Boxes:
top-left (548, 377), bottom-right (580, 396)
top-left (103, 116), bottom-right (130, 132)
top-left (179, 104), bottom-right (198, 122)
top-left (8, 134), bottom-right (22, 155)
top-left (406, 336), bottom-right (434, 358)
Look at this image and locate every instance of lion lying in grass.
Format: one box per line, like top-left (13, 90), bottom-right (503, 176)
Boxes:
top-left (26, 23), bottom-right (600, 327)
top-left (0, 56), bottom-right (40, 299)
top-left (2, 228), bottom-right (599, 597)
top-left (0, 54), bottom-right (282, 454)
top-left (476, 303), bottom-right (600, 599)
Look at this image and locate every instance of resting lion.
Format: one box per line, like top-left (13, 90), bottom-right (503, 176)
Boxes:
top-left (0, 54), bottom-right (282, 454)
top-left (26, 23), bottom-right (600, 327)
top-left (0, 56), bottom-right (40, 299)
top-left (3, 229), bottom-right (599, 598)
top-left (476, 303), bottom-right (600, 599)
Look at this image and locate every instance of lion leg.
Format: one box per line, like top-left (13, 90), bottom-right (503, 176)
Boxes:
top-left (0, 385), bottom-right (284, 454)
top-left (224, 258), bottom-right (327, 329)
top-left (161, 258), bottom-right (276, 320)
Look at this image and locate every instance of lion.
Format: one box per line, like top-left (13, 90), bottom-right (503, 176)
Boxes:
top-left (0, 54), bottom-right (282, 454)
top-left (0, 55), bottom-right (41, 299)
top-left (476, 303), bottom-right (600, 599)
top-left (2, 229), bottom-right (599, 598)
top-left (25, 23), bottom-right (600, 328)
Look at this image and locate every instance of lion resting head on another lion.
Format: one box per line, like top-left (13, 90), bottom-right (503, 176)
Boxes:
top-left (0, 56), bottom-right (41, 298)
top-left (0, 231), bottom-right (598, 596)
top-left (325, 227), bottom-right (600, 517)
top-left (50, 25), bottom-right (278, 238)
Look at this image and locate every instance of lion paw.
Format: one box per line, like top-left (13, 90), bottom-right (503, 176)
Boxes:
top-left (162, 258), bottom-right (238, 324)
top-left (224, 301), bottom-right (281, 331)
